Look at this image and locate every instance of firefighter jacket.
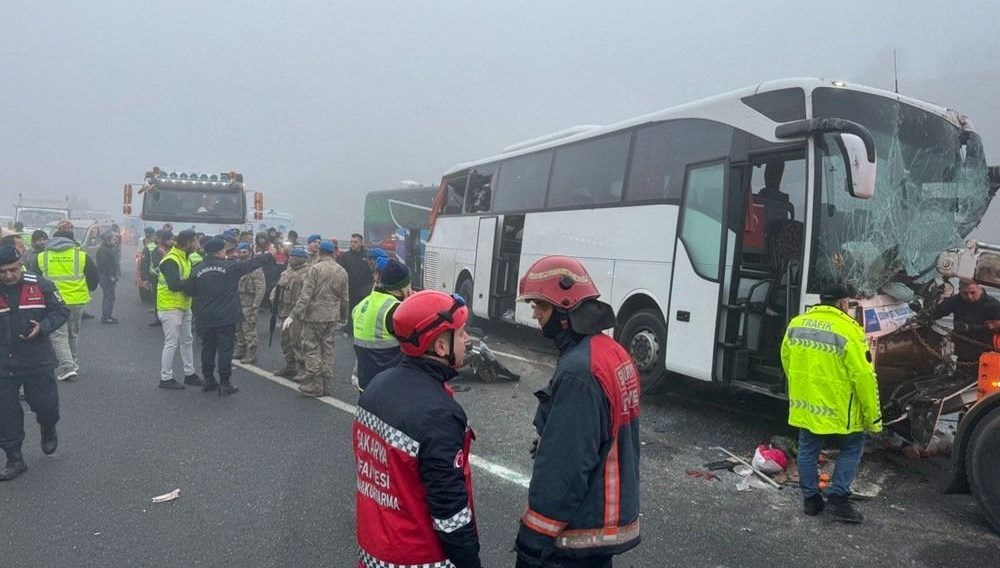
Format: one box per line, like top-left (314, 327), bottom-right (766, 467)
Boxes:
top-left (0, 273), bottom-right (69, 377)
top-left (352, 288), bottom-right (402, 390)
top-left (38, 237), bottom-right (99, 306)
top-left (289, 256), bottom-right (349, 324)
top-left (781, 304), bottom-right (883, 435)
top-left (274, 263), bottom-right (307, 318)
top-left (516, 331), bottom-right (642, 565)
top-left (187, 254), bottom-right (273, 329)
top-left (354, 356), bottom-right (481, 568)
top-left (238, 266), bottom-right (265, 309)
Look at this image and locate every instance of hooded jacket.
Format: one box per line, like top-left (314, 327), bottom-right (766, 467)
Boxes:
top-left (39, 236), bottom-right (100, 300)
top-left (0, 272), bottom-right (69, 376)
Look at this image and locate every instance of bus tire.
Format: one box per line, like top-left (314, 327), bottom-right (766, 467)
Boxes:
top-left (966, 407), bottom-right (1000, 533)
top-left (457, 278), bottom-right (475, 316)
top-left (618, 308), bottom-right (668, 393)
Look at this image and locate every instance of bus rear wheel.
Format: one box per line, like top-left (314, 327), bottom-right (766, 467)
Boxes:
top-left (618, 309), bottom-right (668, 393)
top-left (967, 406), bottom-right (1000, 533)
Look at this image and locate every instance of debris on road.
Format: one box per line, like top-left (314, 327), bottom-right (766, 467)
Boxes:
top-left (712, 446), bottom-right (782, 490)
top-left (685, 469), bottom-right (720, 482)
top-left (151, 489), bottom-right (181, 503)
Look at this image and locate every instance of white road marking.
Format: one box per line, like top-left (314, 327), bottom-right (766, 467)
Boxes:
top-left (490, 348), bottom-right (555, 367)
top-left (232, 361), bottom-right (531, 489)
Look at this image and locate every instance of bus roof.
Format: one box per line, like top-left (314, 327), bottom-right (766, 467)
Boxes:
top-left (443, 77), bottom-right (963, 176)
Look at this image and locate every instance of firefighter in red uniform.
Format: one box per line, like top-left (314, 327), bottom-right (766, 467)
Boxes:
top-left (515, 256), bottom-right (642, 568)
top-left (353, 289), bottom-right (481, 568)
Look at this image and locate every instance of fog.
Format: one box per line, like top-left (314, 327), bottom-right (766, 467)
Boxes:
top-left (2, 1), bottom-right (999, 239)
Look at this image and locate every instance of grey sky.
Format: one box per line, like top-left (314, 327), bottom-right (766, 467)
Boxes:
top-left (2, 1), bottom-right (1000, 237)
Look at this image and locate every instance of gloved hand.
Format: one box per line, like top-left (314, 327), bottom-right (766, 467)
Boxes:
top-left (282, 317), bottom-right (294, 331)
top-left (954, 321), bottom-right (970, 334)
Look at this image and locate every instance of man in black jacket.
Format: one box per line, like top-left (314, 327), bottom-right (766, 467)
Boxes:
top-left (0, 245), bottom-right (69, 481)
top-left (186, 238), bottom-right (274, 394)
top-left (95, 231), bottom-right (121, 324)
top-left (338, 233), bottom-right (373, 337)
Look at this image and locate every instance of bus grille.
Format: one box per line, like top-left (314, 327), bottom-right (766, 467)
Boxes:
top-left (423, 250), bottom-right (439, 289)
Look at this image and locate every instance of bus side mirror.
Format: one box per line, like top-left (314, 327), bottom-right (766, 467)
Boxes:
top-left (837, 133), bottom-right (876, 200)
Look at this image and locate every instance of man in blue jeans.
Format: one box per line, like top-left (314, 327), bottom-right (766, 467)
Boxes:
top-left (781, 283), bottom-right (882, 523)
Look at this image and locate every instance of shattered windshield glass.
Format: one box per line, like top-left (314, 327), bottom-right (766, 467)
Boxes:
top-left (809, 88), bottom-right (992, 296)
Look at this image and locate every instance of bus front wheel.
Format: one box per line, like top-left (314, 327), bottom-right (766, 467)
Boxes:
top-left (457, 278), bottom-right (475, 316)
top-left (618, 309), bottom-right (668, 393)
top-left (967, 406), bottom-right (1000, 533)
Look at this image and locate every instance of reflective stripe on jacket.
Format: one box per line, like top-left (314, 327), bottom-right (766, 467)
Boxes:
top-left (517, 333), bottom-right (642, 563)
top-left (352, 289), bottom-right (402, 390)
top-left (39, 247), bottom-right (89, 305)
top-left (354, 357), bottom-right (481, 568)
top-left (157, 247), bottom-right (191, 311)
top-left (781, 304), bottom-right (883, 435)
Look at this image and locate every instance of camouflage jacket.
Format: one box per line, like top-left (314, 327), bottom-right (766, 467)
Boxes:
top-left (238, 266), bottom-right (266, 309)
top-left (274, 263), bottom-right (307, 318)
top-left (290, 256), bottom-right (349, 323)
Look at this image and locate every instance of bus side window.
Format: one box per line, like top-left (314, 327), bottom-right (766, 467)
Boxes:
top-left (465, 165), bottom-right (497, 214)
top-left (547, 133), bottom-right (629, 209)
top-left (444, 174), bottom-right (469, 215)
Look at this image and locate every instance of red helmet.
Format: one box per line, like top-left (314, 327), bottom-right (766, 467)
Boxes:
top-left (392, 290), bottom-right (469, 357)
top-left (517, 255), bottom-right (600, 311)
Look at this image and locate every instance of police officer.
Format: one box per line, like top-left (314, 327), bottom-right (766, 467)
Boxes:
top-left (351, 259), bottom-right (412, 391)
top-left (781, 283), bottom-right (882, 523)
top-left (38, 221), bottom-right (99, 381)
top-left (234, 243), bottom-right (265, 364)
top-left (354, 289), bottom-right (481, 567)
top-left (287, 241), bottom-right (348, 396)
top-left (0, 245), bottom-right (69, 481)
top-left (187, 238), bottom-right (274, 394)
top-left (271, 246), bottom-right (309, 379)
top-left (514, 256), bottom-right (642, 568)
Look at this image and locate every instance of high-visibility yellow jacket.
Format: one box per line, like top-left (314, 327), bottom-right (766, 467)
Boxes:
top-left (781, 304), bottom-right (882, 435)
top-left (39, 247), bottom-right (90, 306)
top-left (157, 247), bottom-right (192, 311)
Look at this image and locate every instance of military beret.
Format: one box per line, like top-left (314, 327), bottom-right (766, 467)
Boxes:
top-left (0, 245), bottom-right (21, 266)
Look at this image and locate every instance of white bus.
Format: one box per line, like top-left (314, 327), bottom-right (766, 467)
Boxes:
top-left (423, 77), bottom-right (993, 395)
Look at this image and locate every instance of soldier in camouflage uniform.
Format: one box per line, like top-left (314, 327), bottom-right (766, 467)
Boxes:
top-left (234, 243), bottom-right (265, 364)
top-left (286, 241), bottom-right (349, 397)
top-left (272, 246), bottom-right (309, 379)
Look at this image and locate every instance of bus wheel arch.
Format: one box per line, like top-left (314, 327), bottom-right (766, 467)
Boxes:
top-left (456, 272), bottom-right (474, 312)
top-left (615, 295), bottom-right (668, 393)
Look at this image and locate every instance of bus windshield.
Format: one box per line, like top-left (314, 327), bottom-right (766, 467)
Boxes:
top-left (810, 88), bottom-right (992, 296)
top-left (141, 187), bottom-right (247, 225)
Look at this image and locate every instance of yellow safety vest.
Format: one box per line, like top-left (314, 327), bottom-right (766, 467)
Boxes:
top-left (157, 247), bottom-right (192, 311)
top-left (781, 305), bottom-right (883, 435)
top-left (39, 247), bottom-right (90, 306)
top-left (352, 290), bottom-right (400, 349)
top-left (189, 251), bottom-right (204, 266)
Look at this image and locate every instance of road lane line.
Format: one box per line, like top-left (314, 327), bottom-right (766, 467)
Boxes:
top-left (489, 348), bottom-right (555, 367)
top-left (233, 361), bottom-right (531, 489)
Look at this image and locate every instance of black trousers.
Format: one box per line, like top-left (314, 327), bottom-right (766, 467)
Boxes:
top-left (0, 370), bottom-right (60, 455)
top-left (199, 324), bottom-right (236, 384)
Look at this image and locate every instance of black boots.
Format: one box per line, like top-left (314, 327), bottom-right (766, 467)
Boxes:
top-left (0, 452), bottom-right (27, 481)
top-left (219, 383), bottom-right (239, 395)
top-left (828, 494), bottom-right (863, 523)
top-left (803, 493), bottom-right (825, 516)
top-left (183, 374), bottom-right (205, 387)
top-left (40, 424), bottom-right (58, 455)
top-left (202, 379), bottom-right (219, 392)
